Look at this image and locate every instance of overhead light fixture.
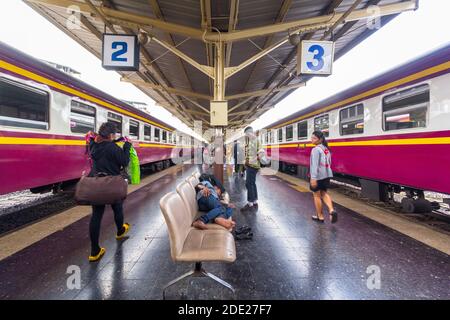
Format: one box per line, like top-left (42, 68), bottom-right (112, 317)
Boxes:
top-left (138, 31), bottom-right (152, 45)
top-left (288, 32), bottom-right (301, 46)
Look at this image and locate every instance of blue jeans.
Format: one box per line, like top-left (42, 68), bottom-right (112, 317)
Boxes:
top-left (198, 194), bottom-right (232, 224)
top-left (245, 166), bottom-right (258, 202)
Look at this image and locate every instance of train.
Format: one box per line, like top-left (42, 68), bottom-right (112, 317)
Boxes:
top-left (0, 41), bottom-right (200, 196)
top-left (261, 43), bottom-right (450, 213)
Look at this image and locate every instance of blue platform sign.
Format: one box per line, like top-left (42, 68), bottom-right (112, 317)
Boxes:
top-left (102, 34), bottom-right (140, 71)
top-left (300, 40), bottom-right (335, 75)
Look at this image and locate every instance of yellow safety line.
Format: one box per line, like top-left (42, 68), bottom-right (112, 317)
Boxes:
top-left (0, 60), bottom-right (173, 131)
top-left (269, 61), bottom-right (450, 129)
top-left (288, 184), bottom-right (310, 193)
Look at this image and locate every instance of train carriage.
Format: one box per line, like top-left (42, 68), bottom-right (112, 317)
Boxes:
top-left (0, 41), bottom-right (198, 195)
top-left (262, 43), bottom-right (450, 209)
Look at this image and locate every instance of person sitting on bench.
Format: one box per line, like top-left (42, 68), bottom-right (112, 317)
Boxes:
top-left (192, 180), bottom-right (236, 230)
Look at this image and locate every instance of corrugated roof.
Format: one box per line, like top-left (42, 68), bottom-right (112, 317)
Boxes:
top-left (23, 0), bottom-right (415, 130)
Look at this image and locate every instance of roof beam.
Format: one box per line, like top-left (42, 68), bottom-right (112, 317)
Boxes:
top-left (183, 96), bottom-right (211, 114)
top-left (240, 0), bottom-right (292, 102)
top-left (248, 0), bottom-right (379, 121)
top-left (97, 0), bottom-right (194, 123)
top-left (201, 0), bottom-right (214, 97)
top-left (225, 0), bottom-right (239, 67)
top-left (225, 82), bottom-right (305, 100)
top-left (224, 36), bottom-right (289, 79)
top-left (228, 96), bottom-right (254, 112)
top-left (240, 0), bottom-right (345, 122)
top-left (76, 10), bottom-right (189, 122)
top-left (25, 0), bottom-right (418, 42)
top-left (147, 0), bottom-right (198, 117)
top-left (149, 36), bottom-right (214, 78)
top-left (214, 0), bottom-right (418, 42)
top-left (120, 77), bottom-right (212, 100)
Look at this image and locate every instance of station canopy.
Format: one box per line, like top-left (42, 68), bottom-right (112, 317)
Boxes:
top-left (24, 0), bottom-right (418, 130)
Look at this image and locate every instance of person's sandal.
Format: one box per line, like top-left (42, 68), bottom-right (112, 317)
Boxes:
top-left (116, 223), bottom-right (130, 240)
top-left (88, 247), bottom-right (106, 262)
top-left (234, 231), bottom-right (253, 240)
top-left (312, 215), bottom-right (325, 223)
top-left (235, 225), bottom-right (252, 234)
top-left (330, 211), bottom-right (338, 223)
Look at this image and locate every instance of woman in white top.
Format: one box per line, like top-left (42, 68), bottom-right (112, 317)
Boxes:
top-left (309, 130), bottom-right (337, 223)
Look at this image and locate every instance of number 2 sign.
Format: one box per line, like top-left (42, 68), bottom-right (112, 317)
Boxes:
top-left (102, 34), bottom-right (140, 71)
top-left (300, 40), bottom-right (335, 75)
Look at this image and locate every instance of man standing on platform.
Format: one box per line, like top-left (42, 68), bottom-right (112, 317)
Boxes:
top-left (241, 126), bottom-right (261, 212)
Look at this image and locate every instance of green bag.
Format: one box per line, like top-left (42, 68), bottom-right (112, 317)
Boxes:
top-left (127, 145), bottom-right (141, 185)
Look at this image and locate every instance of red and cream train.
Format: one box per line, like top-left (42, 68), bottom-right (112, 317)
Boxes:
top-left (0, 42), bottom-right (199, 195)
top-left (262, 44), bottom-right (450, 211)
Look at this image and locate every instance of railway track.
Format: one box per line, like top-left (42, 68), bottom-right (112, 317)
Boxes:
top-left (0, 165), bottom-right (166, 236)
top-left (330, 179), bottom-right (450, 234)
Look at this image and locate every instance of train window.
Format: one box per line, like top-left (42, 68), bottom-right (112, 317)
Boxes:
top-left (382, 84), bottom-right (429, 131)
top-left (277, 128), bottom-right (283, 142)
top-left (265, 131), bottom-right (269, 144)
top-left (286, 125), bottom-right (293, 141)
top-left (162, 130), bottom-right (167, 143)
top-left (144, 125), bottom-right (151, 141)
top-left (70, 100), bottom-right (95, 134)
top-left (107, 112), bottom-right (122, 134)
top-left (340, 104), bottom-right (364, 135)
top-left (314, 114), bottom-right (329, 137)
top-left (297, 121), bottom-right (308, 139)
top-left (129, 119), bottom-right (139, 139)
top-left (154, 127), bottom-right (160, 142)
top-left (0, 78), bottom-right (49, 130)
top-left (168, 132), bottom-right (172, 144)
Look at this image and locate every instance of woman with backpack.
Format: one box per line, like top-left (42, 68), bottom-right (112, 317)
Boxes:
top-left (86, 122), bottom-right (132, 262)
top-left (309, 130), bottom-right (337, 223)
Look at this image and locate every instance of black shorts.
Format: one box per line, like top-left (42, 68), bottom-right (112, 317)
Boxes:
top-left (310, 178), bottom-right (330, 192)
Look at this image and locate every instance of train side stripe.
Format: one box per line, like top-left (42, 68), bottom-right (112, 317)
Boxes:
top-left (269, 61), bottom-right (450, 129)
top-left (0, 136), bottom-right (184, 148)
top-left (264, 137), bottom-right (450, 148)
top-left (0, 137), bottom-right (85, 146)
top-left (0, 60), bottom-right (172, 131)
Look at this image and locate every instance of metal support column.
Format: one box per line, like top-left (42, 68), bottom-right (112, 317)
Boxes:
top-left (213, 41), bottom-right (226, 184)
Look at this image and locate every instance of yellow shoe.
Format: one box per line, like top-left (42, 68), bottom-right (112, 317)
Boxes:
top-left (88, 247), bottom-right (106, 262)
top-left (116, 223), bottom-right (130, 240)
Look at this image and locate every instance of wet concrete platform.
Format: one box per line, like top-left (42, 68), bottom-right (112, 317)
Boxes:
top-left (0, 165), bottom-right (449, 300)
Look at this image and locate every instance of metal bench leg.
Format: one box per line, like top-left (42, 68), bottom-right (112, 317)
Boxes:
top-left (202, 270), bottom-right (236, 298)
top-left (163, 262), bottom-right (235, 299)
top-left (162, 269), bottom-right (195, 300)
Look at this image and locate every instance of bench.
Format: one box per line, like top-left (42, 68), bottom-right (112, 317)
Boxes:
top-left (159, 171), bottom-right (236, 299)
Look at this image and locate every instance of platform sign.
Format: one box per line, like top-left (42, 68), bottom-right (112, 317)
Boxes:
top-left (299, 40), bottom-right (335, 76)
top-left (102, 34), bottom-right (140, 71)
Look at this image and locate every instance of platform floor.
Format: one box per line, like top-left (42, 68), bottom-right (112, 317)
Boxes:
top-left (0, 165), bottom-right (449, 300)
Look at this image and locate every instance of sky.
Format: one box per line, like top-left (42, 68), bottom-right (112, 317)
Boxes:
top-left (0, 0), bottom-right (449, 138)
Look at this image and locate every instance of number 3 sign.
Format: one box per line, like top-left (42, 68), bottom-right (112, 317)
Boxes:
top-left (300, 40), bottom-right (335, 75)
top-left (102, 34), bottom-right (140, 71)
